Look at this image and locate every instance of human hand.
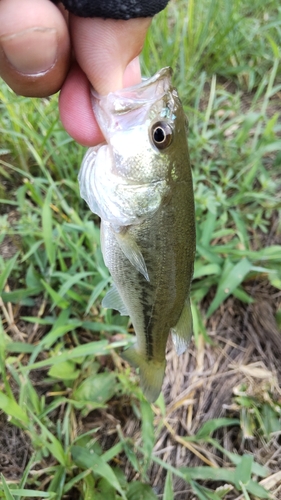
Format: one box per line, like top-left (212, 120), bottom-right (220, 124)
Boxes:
top-left (0, 0), bottom-right (151, 145)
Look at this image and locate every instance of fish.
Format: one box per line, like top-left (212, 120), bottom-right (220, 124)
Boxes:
top-left (78, 67), bottom-right (195, 403)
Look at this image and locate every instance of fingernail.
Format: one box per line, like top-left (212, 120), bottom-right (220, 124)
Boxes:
top-left (1, 28), bottom-right (58, 75)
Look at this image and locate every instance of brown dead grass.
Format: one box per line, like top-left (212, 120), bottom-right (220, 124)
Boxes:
top-left (155, 281), bottom-right (281, 497)
top-left (67, 279), bottom-right (281, 498)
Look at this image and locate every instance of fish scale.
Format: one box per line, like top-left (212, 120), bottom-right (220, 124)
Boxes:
top-left (79, 67), bottom-right (195, 402)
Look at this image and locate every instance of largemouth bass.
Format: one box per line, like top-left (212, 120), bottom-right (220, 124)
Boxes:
top-left (78, 67), bottom-right (195, 403)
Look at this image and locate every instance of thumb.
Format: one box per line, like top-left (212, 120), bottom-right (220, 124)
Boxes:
top-left (0, 0), bottom-right (70, 97)
top-left (69, 16), bottom-right (151, 94)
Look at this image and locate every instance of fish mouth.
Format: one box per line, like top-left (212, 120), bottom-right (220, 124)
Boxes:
top-left (90, 67), bottom-right (178, 140)
top-left (91, 67), bottom-right (173, 114)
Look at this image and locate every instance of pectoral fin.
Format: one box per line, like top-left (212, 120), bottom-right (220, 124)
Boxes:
top-left (115, 231), bottom-right (149, 282)
top-left (102, 284), bottom-right (128, 316)
top-left (171, 299), bottom-right (193, 356)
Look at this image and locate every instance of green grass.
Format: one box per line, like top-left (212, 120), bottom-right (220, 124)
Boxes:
top-left (0, 0), bottom-right (281, 498)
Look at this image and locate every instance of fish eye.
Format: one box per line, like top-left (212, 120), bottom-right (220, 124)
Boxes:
top-left (150, 121), bottom-right (173, 150)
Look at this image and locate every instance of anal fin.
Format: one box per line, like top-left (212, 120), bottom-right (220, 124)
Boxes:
top-left (102, 284), bottom-right (128, 316)
top-left (171, 299), bottom-right (193, 356)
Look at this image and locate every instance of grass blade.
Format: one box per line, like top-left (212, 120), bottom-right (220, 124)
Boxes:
top-left (71, 445), bottom-right (127, 500)
top-left (235, 454), bottom-right (253, 489)
top-left (0, 474), bottom-right (15, 500)
top-left (0, 392), bottom-right (29, 426)
top-left (207, 258), bottom-right (252, 317)
top-left (22, 340), bottom-right (125, 371)
top-left (0, 253), bottom-right (19, 293)
top-left (42, 188), bottom-right (56, 267)
top-left (163, 471), bottom-right (174, 500)
top-left (141, 399), bottom-right (155, 469)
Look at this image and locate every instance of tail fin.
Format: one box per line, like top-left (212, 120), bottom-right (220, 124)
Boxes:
top-left (122, 345), bottom-right (166, 403)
